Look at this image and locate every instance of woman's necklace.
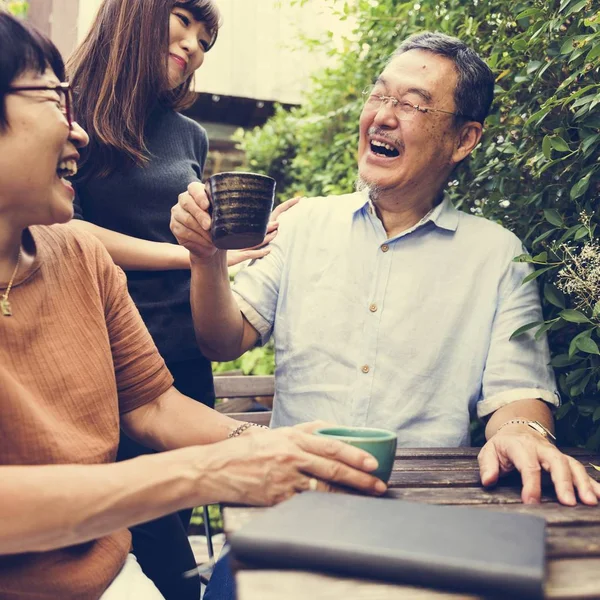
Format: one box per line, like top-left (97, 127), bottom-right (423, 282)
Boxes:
top-left (1, 249), bottom-right (22, 317)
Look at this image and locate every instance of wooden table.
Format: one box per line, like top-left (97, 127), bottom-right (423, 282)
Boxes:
top-left (223, 447), bottom-right (600, 599)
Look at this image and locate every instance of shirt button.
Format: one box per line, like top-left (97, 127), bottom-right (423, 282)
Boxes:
top-left (361, 365), bottom-right (370, 374)
top-left (381, 244), bottom-right (389, 252)
top-left (369, 304), bottom-right (378, 313)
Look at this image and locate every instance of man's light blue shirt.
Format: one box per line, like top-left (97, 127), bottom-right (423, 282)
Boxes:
top-left (232, 192), bottom-right (559, 447)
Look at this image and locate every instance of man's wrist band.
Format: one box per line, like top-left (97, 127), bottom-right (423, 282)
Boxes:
top-left (496, 419), bottom-right (556, 443)
top-left (228, 422), bottom-right (270, 438)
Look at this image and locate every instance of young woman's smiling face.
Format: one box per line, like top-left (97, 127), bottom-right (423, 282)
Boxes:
top-left (167, 7), bottom-right (213, 89)
top-left (0, 68), bottom-right (88, 227)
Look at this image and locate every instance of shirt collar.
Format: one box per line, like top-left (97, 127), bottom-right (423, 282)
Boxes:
top-left (351, 190), bottom-right (459, 232)
top-left (428, 194), bottom-right (459, 232)
top-left (349, 188), bottom-right (372, 213)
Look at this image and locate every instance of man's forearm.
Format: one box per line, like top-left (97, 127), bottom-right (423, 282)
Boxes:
top-left (189, 251), bottom-right (250, 360)
top-left (485, 398), bottom-right (554, 440)
top-left (0, 445), bottom-right (227, 555)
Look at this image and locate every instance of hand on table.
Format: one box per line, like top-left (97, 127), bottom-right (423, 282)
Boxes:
top-left (478, 423), bottom-right (600, 506)
top-left (216, 425), bottom-right (386, 506)
top-left (170, 181), bottom-right (301, 265)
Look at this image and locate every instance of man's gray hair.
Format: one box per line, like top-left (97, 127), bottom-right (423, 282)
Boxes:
top-left (390, 32), bottom-right (494, 124)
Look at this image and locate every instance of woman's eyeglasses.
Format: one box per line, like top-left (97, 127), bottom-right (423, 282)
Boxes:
top-left (6, 81), bottom-right (73, 129)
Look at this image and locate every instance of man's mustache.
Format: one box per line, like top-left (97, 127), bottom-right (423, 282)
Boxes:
top-left (367, 127), bottom-right (404, 154)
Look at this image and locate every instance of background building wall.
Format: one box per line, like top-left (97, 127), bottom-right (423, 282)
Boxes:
top-left (35, 0), bottom-right (349, 105)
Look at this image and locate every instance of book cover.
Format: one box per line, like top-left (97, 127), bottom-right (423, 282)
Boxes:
top-left (229, 492), bottom-right (545, 599)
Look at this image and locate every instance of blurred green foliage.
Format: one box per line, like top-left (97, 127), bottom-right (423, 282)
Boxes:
top-left (235, 0), bottom-right (600, 448)
top-left (212, 342), bottom-right (275, 376)
top-left (190, 503), bottom-right (223, 534)
top-left (2, 0), bottom-right (28, 17)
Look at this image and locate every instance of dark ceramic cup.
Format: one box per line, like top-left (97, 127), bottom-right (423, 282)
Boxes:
top-left (207, 172), bottom-right (276, 250)
top-left (314, 426), bottom-right (398, 484)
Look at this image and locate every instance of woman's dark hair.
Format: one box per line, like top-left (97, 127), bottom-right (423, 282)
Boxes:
top-left (0, 11), bottom-right (65, 130)
top-left (68, 0), bottom-right (221, 177)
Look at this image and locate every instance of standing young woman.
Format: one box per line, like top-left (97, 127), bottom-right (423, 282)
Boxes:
top-left (67, 1), bottom-right (292, 597)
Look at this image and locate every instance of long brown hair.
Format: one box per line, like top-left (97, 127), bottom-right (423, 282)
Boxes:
top-left (68, 0), bottom-right (221, 177)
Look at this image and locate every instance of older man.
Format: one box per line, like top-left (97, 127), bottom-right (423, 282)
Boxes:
top-left (171, 32), bottom-right (600, 507)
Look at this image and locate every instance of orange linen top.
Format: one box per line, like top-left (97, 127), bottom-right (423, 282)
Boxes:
top-left (0, 226), bottom-right (173, 599)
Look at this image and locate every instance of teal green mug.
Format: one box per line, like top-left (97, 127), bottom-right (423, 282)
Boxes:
top-left (314, 426), bottom-right (398, 484)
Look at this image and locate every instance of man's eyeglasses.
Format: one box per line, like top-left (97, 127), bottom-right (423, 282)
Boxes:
top-left (6, 81), bottom-right (73, 129)
top-left (362, 85), bottom-right (470, 122)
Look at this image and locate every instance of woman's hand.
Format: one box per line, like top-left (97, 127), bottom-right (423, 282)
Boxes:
top-left (210, 426), bottom-right (386, 507)
top-left (226, 197), bottom-right (302, 267)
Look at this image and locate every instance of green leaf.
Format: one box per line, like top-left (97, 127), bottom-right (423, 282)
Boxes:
top-left (525, 105), bottom-right (552, 126)
top-left (558, 224), bottom-right (586, 244)
top-left (533, 251), bottom-right (548, 262)
top-left (586, 44), bottom-right (600, 62)
top-left (550, 354), bottom-right (581, 368)
top-left (593, 407), bottom-right (600, 423)
top-left (512, 39), bottom-right (528, 52)
top-left (569, 329), bottom-right (595, 357)
top-left (593, 301), bottom-right (600, 318)
top-left (566, 367), bottom-right (589, 385)
top-left (514, 253), bottom-right (534, 263)
top-left (526, 60), bottom-right (543, 74)
top-left (570, 173), bottom-right (592, 200)
top-left (543, 208), bottom-right (563, 226)
top-left (574, 226), bottom-right (589, 241)
top-left (560, 309), bottom-right (591, 323)
top-left (509, 321), bottom-right (543, 341)
top-left (582, 133), bottom-right (600, 154)
top-left (566, 0), bottom-right (590, 14)
top-left (544, 284), bottom-right (566, 309)
top-left (522, 265), bottom-right (555, 284)
top-left (585, 427), bottom-right (600, 452)
top-left (542, 135), bottom-right (552, 159)
top-left (516, 8), bottom-right (544, 19)
top-left (555, 402), bottom-right (573, 420)
top-left (549, 136), bottom-right (570, 152)
top-left (578, 401), bottom-right (595, 415)
top-left (560, 38), bottom-right (575, 54)
top-left (535, 321), bottom-right (554, 340)
top-left (532, 228), bottom-right (557, 246)
top-left (576, 336), bottom-right (600, 354)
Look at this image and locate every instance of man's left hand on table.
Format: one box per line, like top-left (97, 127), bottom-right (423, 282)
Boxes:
top-left (478, 420), bottom-right (600, 506)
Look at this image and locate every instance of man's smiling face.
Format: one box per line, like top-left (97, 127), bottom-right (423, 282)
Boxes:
top-left (357, 49), bottom-right (463, 201)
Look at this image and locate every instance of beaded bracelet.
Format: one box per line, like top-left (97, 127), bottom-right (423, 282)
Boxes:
top-left (228, 421), bottom-right (270, 438)
top-left (496, 419), bottom-right (530, 432)
top-left (496, 419), bottom-right (556, 443)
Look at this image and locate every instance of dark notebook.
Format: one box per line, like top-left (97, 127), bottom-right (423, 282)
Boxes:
top-left (229, 492), bottom-right (546, 599)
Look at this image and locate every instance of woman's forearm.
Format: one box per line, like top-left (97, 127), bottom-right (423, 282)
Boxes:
top-left (0, 446), bottom-right (216, 555)
top-left (68, 220), bottom-right (190, 270)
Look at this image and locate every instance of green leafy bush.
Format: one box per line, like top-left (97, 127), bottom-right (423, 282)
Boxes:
top-left (236, 0), bottom-right (600, 448)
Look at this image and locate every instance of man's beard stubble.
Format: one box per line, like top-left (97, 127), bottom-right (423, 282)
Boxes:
top-left (355, 176), bottom-right (383, 204)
